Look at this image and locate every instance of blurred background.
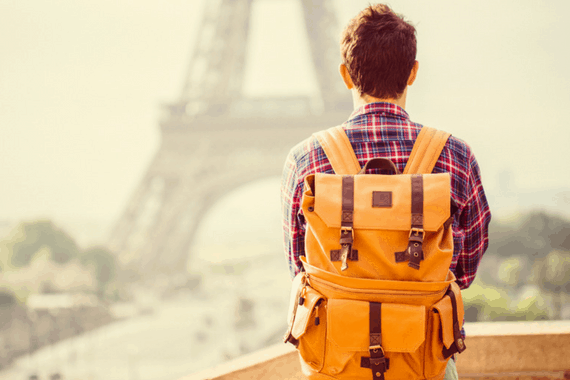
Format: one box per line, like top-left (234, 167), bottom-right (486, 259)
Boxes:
top-left (1, 0), bottom-right (569, 379)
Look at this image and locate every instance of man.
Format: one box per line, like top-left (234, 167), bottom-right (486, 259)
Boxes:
top-left (281, 3), bottom-right (491, 379)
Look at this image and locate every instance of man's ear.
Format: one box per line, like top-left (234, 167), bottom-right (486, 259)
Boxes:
top-left (407, 61), bottom-right (419, 86)
top-left (339, 63), bottom-right (354, 90)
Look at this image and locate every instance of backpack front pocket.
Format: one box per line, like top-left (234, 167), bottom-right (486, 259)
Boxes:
top-left (325, 298), bottom-right (426, 380)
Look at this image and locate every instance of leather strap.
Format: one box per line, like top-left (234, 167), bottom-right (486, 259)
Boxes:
top-left (442, 287), bottom-right (467, 358)
top-left (338, 176), bottom-right (355, 270)
top-left (330, 249), bottom-right (358, 261)
top-left (360, 302), bottom-right (389, 380)
top-left (395, 175), bottom-right (425, 269)
top-left (314, 126), bottom-right (361, 175)
top-left (341, 176), bottom-right (355, 229)
top-left (359, 158), bottom-right (399, 175)
top-left (404, 127), bottom-right (451, 174)
top-left (411, 175), bottom-right (424, 227)
top-left (408, 175), bottom-right (425, 269)
top-left (370, 302), bottom-right (382, 345)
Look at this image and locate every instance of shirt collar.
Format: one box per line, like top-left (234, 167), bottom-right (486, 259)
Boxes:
top-left (348, 102), bottom-right (410, 121)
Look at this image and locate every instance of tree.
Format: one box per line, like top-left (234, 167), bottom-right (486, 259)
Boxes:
top-left (530, 250), bottom-right (570, 319)
top-left (6, 221), bottom-right (79, 267)
top-left (513, 285), bottom-right (550, 321)
top-left (497, 257), bottom-right (523, 288)
top-left (461, 280), bottom-right (511, 321)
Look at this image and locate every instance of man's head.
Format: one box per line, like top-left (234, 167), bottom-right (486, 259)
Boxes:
top-left (340, 4), bottom-right (417, 102)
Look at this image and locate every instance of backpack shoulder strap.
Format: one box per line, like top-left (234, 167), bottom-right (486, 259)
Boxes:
top-left (403, 126), bottom-right (451, 174)
top-left (314, 126), bottom-right (361, 175)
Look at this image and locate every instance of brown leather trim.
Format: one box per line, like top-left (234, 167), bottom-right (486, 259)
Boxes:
top-left (360, 357), bottom-right (390, 370)
top-left (364, 302), bottom-right (388, 380)
top-left (341, 176), bottom-right (354, 228)
top-left (444, 198), bottom-right (459, 230)
top-left (411, 175), bottom-right (423, 228)
top-left (339, 175), bottom-right (355, 271)
top-left (330, 249), bottom-right (358, 261)
top-left (339, 229), bottom-right (353, 245)
top-left (394, 249), bottom-right (424, 263)
top-left (359, 158), bottom-right (399, 175)
top-left (455, 262), bottom-right (465, 280)
top-left (370, 302), bottom-right (382, 338)
top-left (370, 333), bottom-right (382, 345)
top-left (408, 175), bottom-right (425, 270)
top-left (442, 287), bottom-right (466, 358)
top-left (395, 250), bottom-right (408, 263)
top-left (372, 191), bottom-right (392, 208)
top-left (284, 334), bottom-right (299, 348)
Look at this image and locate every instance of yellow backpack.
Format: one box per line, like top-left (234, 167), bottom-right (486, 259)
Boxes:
top-left (284, 126), bottom-right (466, 380)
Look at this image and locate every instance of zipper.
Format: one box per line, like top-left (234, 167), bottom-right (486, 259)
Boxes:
top-left (306, 273), bottom-right (447, 298)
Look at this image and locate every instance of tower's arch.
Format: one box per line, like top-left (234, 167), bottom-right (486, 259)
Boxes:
top-left (108, 0), bottom-right (353, 275)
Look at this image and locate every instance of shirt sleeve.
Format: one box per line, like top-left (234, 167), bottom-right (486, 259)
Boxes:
top-left (280, 150), bottom-right (306, 278)
top-left (454, 152), bottom-right (492, 289)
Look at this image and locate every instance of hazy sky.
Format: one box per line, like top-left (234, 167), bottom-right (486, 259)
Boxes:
top-left (1, 0), bottom-right (569, 234)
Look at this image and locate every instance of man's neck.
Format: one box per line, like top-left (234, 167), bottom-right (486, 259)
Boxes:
top-left (352, 88), bottom-right (407, 110)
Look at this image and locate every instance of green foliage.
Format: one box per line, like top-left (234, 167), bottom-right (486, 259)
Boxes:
top-left (462, 280), bottom-right (511, 321)
top-left (541, 250), bottom-right (570, 293)
top-left (487, 212), bottom-right (570, 259)
top-left (497, 257), bottom-right (523, 287)
top-left (462, 279), bottom-right (552, 322)
top-left (6, 220), bottom-right (79, 267)
top-left (0, 220), bottom-right (125, 301)
top-left (512, 286), bottom-right (549, 321)
top-left (474, 211), bottom-right (570, 321)
top-left (528, 249), bottom-right (570, 319)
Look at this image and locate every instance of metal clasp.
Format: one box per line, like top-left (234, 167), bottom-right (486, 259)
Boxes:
top-left (369, 345), bottom-right (385, 355)
top-left (409, 228), bottom-right (424, 237)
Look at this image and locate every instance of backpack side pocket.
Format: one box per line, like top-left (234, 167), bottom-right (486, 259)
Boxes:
top-left (284, 277), bottom-right (326, 373)
top-left (425, 282), bottom-right (465, 379)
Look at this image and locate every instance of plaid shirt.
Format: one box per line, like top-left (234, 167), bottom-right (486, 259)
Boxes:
top-left (281, 102), bottom-right (491, 290)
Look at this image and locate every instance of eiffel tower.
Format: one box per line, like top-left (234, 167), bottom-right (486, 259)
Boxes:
top-left (108, 0), bottom-right (353, 275)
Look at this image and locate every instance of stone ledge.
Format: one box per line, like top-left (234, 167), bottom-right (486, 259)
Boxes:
top-left (180, 344), bottom-right (301, 380)
top-left (456, 321), bottom-right (570, 374)
top-left (459, 372), bottom-right (569, 380)
top-left (182, 321), bottom-right (570, 380)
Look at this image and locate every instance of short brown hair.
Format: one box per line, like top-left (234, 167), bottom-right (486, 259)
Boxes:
top-left (340, 4), bottom-right (417, 99)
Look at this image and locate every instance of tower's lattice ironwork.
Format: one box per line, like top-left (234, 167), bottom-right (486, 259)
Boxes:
top-left (108, 0), bottom-right (352, 274)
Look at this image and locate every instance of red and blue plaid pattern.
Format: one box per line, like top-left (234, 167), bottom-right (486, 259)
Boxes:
top-left (281, 102), bottom-right (491, 290)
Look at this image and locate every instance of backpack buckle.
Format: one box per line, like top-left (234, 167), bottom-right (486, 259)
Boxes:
top-left (369, 345), bottom-right (384, 354)
top-left (339, 227), bottom-right (354, 271)
top-left (409, 228), bottom-right (424, 238)
top-left (340, 226), bottom-right (353, 237)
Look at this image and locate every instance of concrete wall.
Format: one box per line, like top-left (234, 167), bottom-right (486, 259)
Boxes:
top-left (181, 321), bottom-right (570, 380)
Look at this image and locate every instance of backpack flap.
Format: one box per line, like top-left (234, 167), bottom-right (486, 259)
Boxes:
top-left (284, 272), bottom-right (306, 345)
top-left (432, 295), bottom-right (455, 349)
top-left (291, 286), bottom-right (325, 340)
top-left (312, 173), bottom-right (450, 232)
top-left (302, 171), bottom-right (454, 281)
